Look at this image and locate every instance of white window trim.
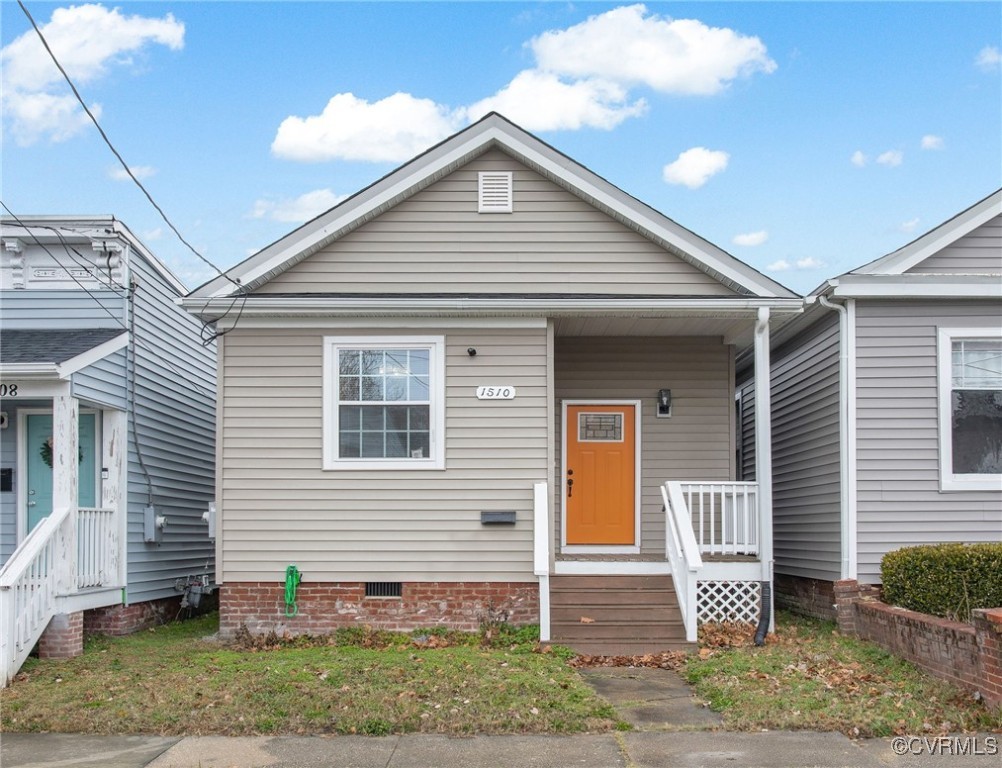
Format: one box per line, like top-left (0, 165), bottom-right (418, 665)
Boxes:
top-left (323, 335), bottom-right (445, 471)
top-left (937, 326), bottom-right (1002, 492)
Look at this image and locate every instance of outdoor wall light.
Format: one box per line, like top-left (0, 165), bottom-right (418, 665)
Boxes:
top-left (657, 388), bottom-right (672, 418)
top-left (467, 347), bottom-right (477, 357)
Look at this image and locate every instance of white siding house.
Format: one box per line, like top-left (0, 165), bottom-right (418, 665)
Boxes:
top-left (0, 217), bottom-right (216, 684)
top-left (739, 190), bottom-right (1002, 618)
top-left (186, 114), bottom-right (803, 653)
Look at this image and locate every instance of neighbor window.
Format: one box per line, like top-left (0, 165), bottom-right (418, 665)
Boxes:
top-left (938, 329), bottom-right (1002, 490)
top-left (324, 336), bottom-right (444, 470)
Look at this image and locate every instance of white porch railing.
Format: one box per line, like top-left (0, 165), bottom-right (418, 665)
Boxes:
top-left (676, 482), bottom-right (759, 556)
top-left (0, 506), bottom-right (75, 686)
top-left (661, 482), bottom-right (703, 643)
top-left (76, 507), bottom-right (118, 589)
top-left (0, 505), bottom-right (119, 686)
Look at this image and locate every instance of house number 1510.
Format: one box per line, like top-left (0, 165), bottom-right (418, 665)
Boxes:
top-left (476, 386), bottom-right (516, 400)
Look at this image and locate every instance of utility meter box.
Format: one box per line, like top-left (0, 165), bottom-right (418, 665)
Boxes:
top-left (143, 505), bottom-right (166, 543)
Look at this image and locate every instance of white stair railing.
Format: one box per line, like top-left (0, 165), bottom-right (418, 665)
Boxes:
top-left (0, 506), bottom-right (75, 687)
top-left (662, 482), bottom-right (703, 643)
top-left (678, 482), bottom-right (759, 556)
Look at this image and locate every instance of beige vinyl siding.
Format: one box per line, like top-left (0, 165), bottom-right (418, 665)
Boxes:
top-left (255, 150), bottom-right (736, 297)
top-left (553, 337), bottom-right (735, 556)
top-left (768, 316), bottom-right (842, 582)
top-left (855, 301), bottom-right (1002, 583)
top-left (906, 215), bottom-right (1002, 274)
top-left (218, 324), bottom-right (548, 583)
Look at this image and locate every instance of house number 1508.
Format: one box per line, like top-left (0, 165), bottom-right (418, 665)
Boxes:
top-left (476, 386), bottom-right (516, 400)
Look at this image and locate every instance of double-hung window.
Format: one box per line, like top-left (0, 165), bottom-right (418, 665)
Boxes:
top-left (324, 336), bottom-right (445, 470)
top-left (938, 328), bottom-right (1002, 490)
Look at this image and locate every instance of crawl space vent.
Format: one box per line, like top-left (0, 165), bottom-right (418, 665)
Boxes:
top-left (365, 581), bottom-right (402, 598)
top-left (478, 171), bottom-right (513, 213)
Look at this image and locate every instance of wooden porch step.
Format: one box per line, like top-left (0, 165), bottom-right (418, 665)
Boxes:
top-left (548, 575), bottom-right (694, 655)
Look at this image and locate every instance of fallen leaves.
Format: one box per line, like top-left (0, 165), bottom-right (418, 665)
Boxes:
top-left (569, 651), bottom-right (687, 670)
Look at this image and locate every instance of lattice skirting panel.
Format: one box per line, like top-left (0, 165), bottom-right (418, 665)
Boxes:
top-left (697, 580), bottom-right (762, 624)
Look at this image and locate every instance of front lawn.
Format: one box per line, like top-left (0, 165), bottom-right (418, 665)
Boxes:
top-left (0, 615), bottom-right (617, 736)
top-left (683, 614), bottom-right (1002, 737)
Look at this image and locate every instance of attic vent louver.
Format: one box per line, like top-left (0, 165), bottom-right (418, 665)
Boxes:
top-left (478, 171), bottom-right (513, 213)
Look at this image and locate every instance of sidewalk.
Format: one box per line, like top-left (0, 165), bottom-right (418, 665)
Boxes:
top-left (2, 731), bottom-right (1000, 768)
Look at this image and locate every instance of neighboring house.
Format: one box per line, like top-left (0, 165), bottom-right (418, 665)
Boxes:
top-left (0, 217), bottom-right (216, 684)
top-left (737, 190), bottom-right (1002, 619)
top-left (184, 113), bottom-right (802, 654)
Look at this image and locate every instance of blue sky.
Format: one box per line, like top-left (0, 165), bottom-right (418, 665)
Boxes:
top-left (2, 1), bottom-right (1000, 294)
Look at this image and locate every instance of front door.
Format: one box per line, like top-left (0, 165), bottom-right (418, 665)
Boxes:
top-left (25, 412), bottom-right (97, 533)
top-left (565, 404), bottom-right (636, 545)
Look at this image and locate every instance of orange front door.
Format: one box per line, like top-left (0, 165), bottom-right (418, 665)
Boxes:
top-left (565, 404), bottom-right (636, 545)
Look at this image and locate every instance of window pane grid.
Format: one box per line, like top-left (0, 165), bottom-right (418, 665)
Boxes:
top-left (336, 346), bottom-right (433, 461)
top-left (952, 339), bottom-right (1002, 389)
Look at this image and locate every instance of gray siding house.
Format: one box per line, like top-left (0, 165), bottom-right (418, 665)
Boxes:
top-left (185, 114), bottom-right (802, 653)
top-left (738, 190), bottom-right (1002, 618)
top-left (0, 217), bottom-right (216, 683)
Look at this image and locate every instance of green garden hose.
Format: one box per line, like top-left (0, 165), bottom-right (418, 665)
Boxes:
top-left (284, 565), bottom-right (301, 617)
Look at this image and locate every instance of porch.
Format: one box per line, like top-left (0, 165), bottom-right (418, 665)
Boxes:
top-left (0, 388), bottom-right (127, 685)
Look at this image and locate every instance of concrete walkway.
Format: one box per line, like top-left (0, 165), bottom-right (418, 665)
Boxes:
top-left (3, 731), bottom-right (1001, 767)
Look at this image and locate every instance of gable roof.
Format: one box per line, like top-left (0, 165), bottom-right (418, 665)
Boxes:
top-left (189, 113), bottom-right (796, 301)
top-left (815, 188), bottom-right (1002, 300)
top-left (850, 188), bottom-right (1002, 276)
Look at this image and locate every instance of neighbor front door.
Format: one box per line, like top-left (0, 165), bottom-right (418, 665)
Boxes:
top-left (25, 412), bottom-right (97, 533)
top-left (565, 404), bottom-right (636, 545)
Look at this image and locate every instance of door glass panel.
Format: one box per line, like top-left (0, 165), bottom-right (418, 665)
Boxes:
top-left (578, 412), bottom-right (623, 442)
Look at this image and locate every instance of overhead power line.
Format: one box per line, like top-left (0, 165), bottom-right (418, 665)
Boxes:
top-left (16, 0), bottom-right (242, 290)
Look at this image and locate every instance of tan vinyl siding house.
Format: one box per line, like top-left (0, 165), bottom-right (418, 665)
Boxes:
top-left (186, 114), bottom-right (801, 649)
top-left (739, 190), bottom-right (1002, 619)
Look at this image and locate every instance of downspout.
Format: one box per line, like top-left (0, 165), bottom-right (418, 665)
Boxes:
top-left (753, 307), bottom-right (774, 644)
top-left (816, 291), bottom-right (857, 581)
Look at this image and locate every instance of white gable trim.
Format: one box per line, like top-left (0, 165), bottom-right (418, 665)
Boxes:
top-left (189, 115), bottom-right (796, 301)
top-left (852, 190), bottom-right (1001, 276)
top-left (829, 274), bottom-right (1002, 299)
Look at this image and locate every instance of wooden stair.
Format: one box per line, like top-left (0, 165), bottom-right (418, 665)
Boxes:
top-left (549, 574), bottom-right (693, 655)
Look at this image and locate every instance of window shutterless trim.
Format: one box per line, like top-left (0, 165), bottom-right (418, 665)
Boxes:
top-left (322, 335), bottom-right (445, 470)
top-left (937, 327), bottom-right (1002, 491)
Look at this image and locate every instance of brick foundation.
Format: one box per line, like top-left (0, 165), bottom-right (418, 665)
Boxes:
top-left (38, 611), bottom-right (84, 659)
top-left (220, 581), bottom-right (540, 639)
top-left (774, 574), bottom-right (838, 621)
top-left (83, 592), bottom-right (219, 637)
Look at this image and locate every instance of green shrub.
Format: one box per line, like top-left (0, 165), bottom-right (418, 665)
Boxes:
top-left (881, 543), bottom-right (1002, 621)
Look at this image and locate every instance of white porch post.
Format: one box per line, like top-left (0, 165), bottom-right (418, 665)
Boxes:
top-left (52, 394), bottom-right (79, 594)
top-left (533, 481), bottom-right (551, 642)
top-left (102, 409), bottom-right (127, 588)
top-left (753, 308), bottom-right (774, 628)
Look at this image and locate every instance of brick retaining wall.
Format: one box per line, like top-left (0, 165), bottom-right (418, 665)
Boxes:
top-left (220, 581), bottom-right (540, 638)
top-left (835, 579), bottom-right (1002, 709)
top-left (774, 574), bottom-right (838, 621)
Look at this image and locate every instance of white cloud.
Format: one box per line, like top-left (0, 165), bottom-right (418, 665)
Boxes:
top-left (732, 230), bottom-right (768, 247)
top-left (767, 259), bottom-right (791, 272)
top-left (976, 45), bottom-right (1001, 71)
top-left (142, 227), bottom-right (163, 242)
top-left (876, 150), bottom-right (903, 167)
top-left (465, 71), bottom-right (647, 131)
top-left (529, 4), bottom-right (776, 96)
top-left (1, 4), bottom-right (184, 145)
top-left (272, 92), bottom-right (465, 163)
top-left (662, 147), bottom-right (729, 189)
top-left (796, 257), bottom-right (823, 269)
top-left (920, 135), bottom-right (944, 150)
top-left (272, 5), bottom-right (775, 163)
top-left (899, 217), bottom-right (920, 233)
top-left (108, 165), bottom-right (157, 181)
top-left (850, 150), bottom-right (867, 167)
top-left (250, 188), bottom-right (348, 223)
